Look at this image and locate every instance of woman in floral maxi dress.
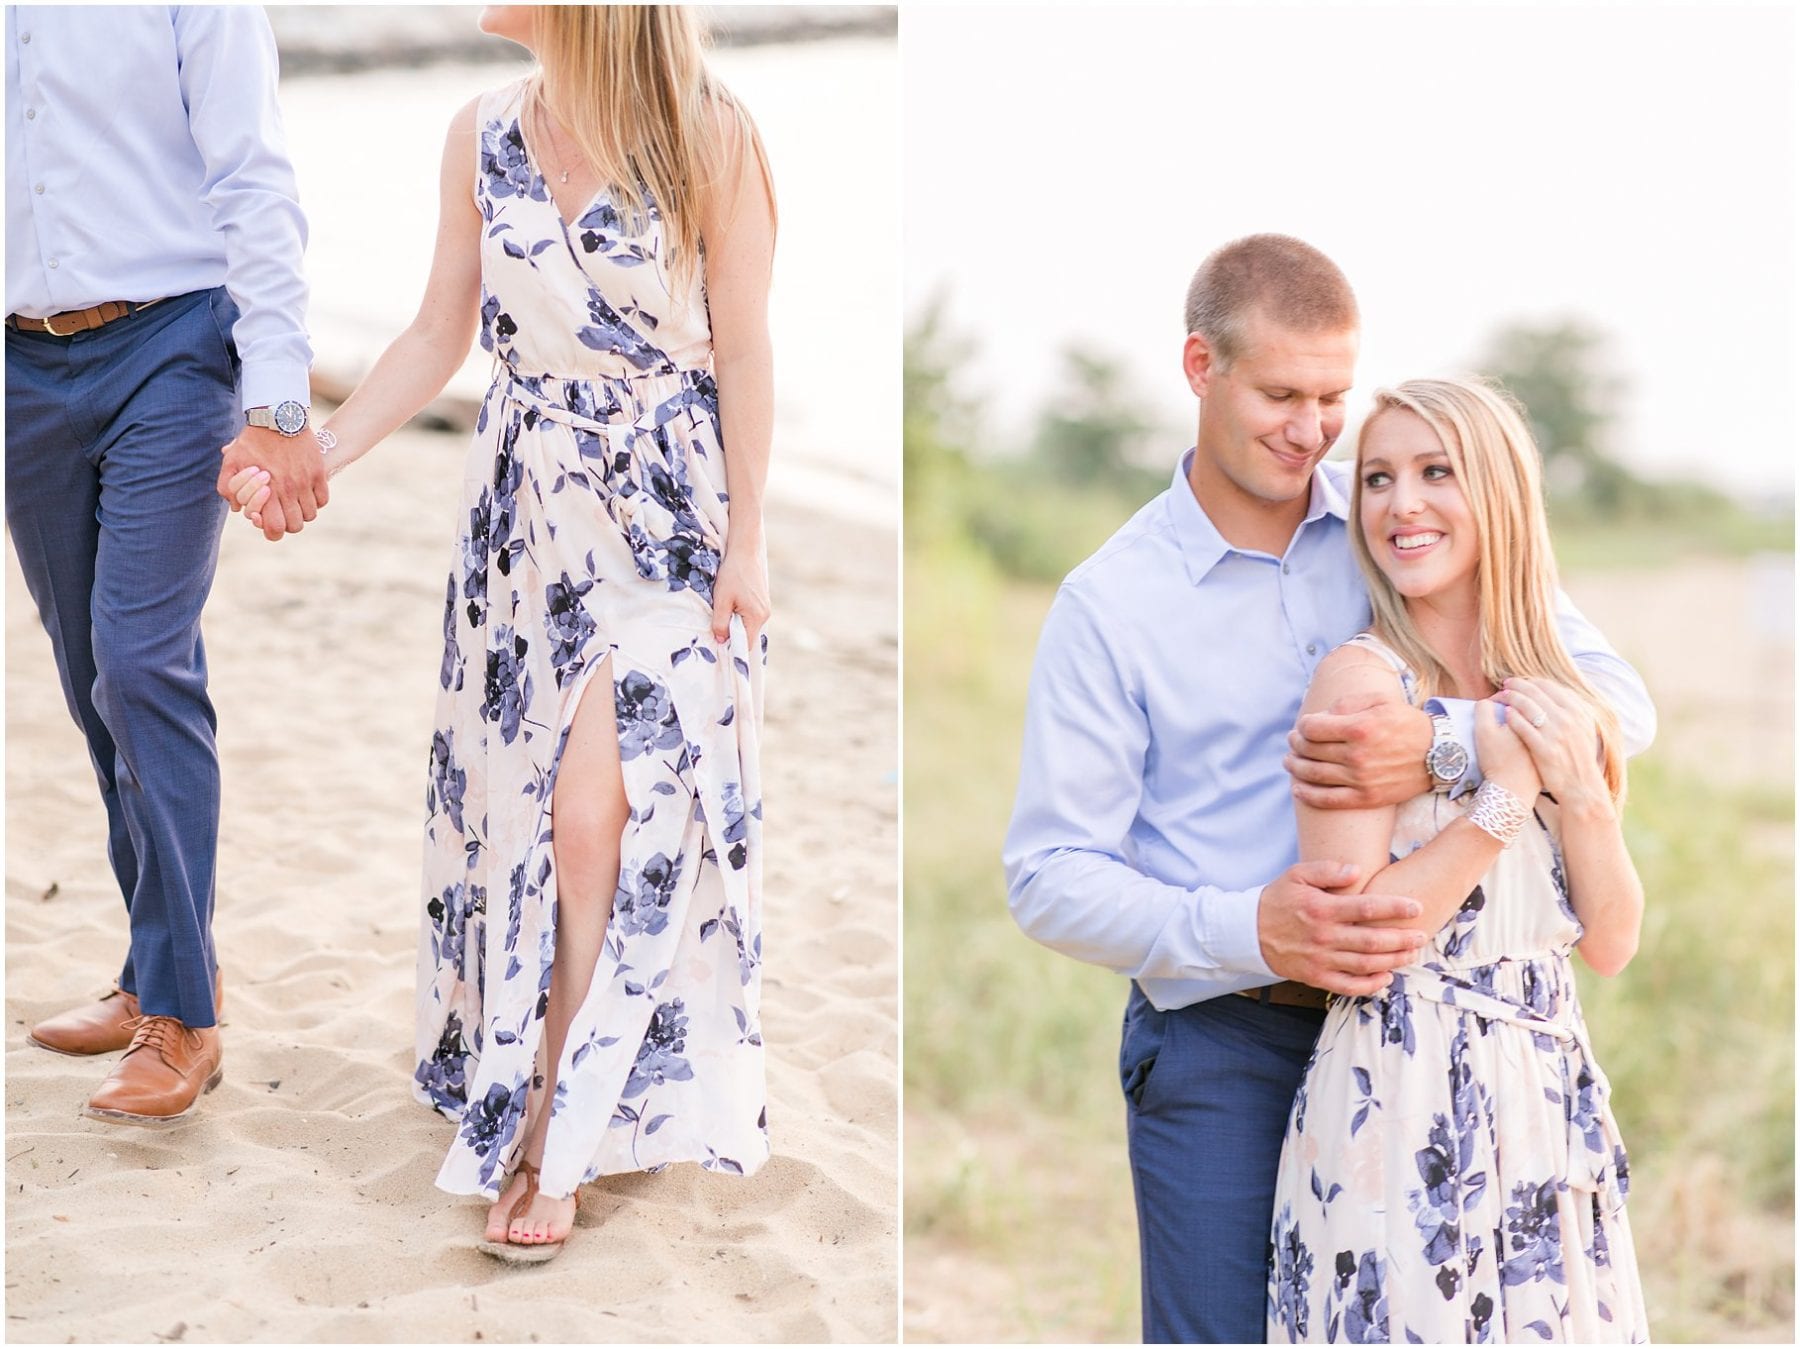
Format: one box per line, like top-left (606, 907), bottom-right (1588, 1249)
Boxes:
top-left (1265, 379), bottom-right (1649, 1343)
top-left (228, 6), bottom-right (776, 1260)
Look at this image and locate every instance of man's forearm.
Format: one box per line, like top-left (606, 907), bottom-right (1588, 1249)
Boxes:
top-left (1556, 587), bottom-right (1656, 756)
top-left (1569, 652), bottom-right (1656, 757)
top-left (1008, 848), bottom-right (1270, 984)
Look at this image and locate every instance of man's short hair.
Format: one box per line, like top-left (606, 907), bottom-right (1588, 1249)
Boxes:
top-left (1183, 234), bottom-right (1359, 365)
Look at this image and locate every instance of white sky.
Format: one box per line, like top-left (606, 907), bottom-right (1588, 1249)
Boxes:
top-left (903, 4), bottom-right (1797, 500)
top-left (282, 37), bottom-right (899, 523)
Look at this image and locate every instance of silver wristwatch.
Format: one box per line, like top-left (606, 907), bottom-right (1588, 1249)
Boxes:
top-left (1426, 713), bottom-right (1469, 793)
top-left (246, 400), bottom-right (309, 436)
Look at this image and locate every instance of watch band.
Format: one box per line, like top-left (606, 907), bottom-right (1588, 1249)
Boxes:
top-left (246, 401), bottom-right (310, 436)
top-left (1426, 713), bottom-right (1467, 793)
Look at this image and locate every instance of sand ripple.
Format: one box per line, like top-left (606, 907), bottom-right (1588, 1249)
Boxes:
top-left (6, 423), bottom-right (897, 1343)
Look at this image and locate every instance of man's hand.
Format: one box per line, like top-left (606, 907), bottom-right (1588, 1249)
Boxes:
top-left (1257, 860), bottom-right (1426, 996)
top-left (217, 423), bottom-right (327, 541)
top-left (1286, 693), bottom-right (1433, 810)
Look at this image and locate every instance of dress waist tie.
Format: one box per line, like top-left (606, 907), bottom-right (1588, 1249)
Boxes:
top-left (1388, 966), bottom-right (1632, 1214)
top-left (487, 368), bottom-right (724, 556)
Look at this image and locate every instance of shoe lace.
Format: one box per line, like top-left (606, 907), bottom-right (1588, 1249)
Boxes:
top-left (120, 1014), bottom-right (201, 1057)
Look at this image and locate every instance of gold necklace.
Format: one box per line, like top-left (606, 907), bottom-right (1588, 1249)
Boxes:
top-left (535, 102), bottom-right (572, 185)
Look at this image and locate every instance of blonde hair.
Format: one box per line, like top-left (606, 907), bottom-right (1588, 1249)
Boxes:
top-left (1349, 377), bottom-right (1626, 805)
top-left (523, 5), bottom-right (774, 292)
top-left (1184, 234), bottom-right (1359, 365)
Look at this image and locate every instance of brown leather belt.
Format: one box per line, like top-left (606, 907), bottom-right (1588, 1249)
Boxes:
top-left (6, 298), bottom-right (162, 337)
top-left (1236, 981), bottom-right (1332, 1010)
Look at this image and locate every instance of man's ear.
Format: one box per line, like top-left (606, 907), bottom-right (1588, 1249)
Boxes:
top-left (1183, 331), bottom-right (1219, 398)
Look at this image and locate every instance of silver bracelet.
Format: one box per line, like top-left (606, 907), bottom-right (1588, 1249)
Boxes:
top-left (316, 427), bottom-right (337, 454)
top-left (1466, 779), bottom-right (1530, 847)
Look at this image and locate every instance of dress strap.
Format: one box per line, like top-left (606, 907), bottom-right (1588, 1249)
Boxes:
top-left (1338, 631), bottom-right (1418, 700)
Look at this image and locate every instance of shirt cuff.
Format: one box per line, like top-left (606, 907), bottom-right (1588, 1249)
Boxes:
top-left (239, 359), bottom-right (313, 417)
top-left (1212, 882), bottom-right (1274, 979)
top-left (1424, 696), bottom-right (1482, 799)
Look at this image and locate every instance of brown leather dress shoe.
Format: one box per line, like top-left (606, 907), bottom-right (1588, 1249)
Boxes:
top-left (28, 969), bottom-right (224, 1056)
top-left (29, 987), bottom-right (141, 1055)
top-left (83, 1016), bottom-right (223, 1127)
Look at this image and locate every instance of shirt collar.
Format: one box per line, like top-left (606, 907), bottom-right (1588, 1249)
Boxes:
top-left (1167, 448), bottom-right (1352, 586)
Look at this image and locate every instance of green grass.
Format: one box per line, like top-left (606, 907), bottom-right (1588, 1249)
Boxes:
top-left (903, 536), bottom-right (1796, 1343)
top-left (1548, 506), bottom-right (1794, 572)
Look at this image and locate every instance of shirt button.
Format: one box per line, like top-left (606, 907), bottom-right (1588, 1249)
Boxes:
top-left (33, 183), bottom-right (44, 195)
top-left (1281, 562), bottom-right (1291, 575)
top-left (20, 31), bottom-right (30, 43)
top-left (1306, 643), bottom-right (1318, 655)
top-left (47, 258), bottom-right (58, 269)
top-left (25, 108), bottom-right (36, 120)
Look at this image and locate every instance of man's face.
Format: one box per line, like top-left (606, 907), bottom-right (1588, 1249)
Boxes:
top-left (1186, 308), bottom-right (1359, 510)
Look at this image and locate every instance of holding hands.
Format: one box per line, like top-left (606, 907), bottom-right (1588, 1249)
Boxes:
top-left (221, 427), bottom-right (348, 536)
top-left (216, 420), bottom-right (330, 541)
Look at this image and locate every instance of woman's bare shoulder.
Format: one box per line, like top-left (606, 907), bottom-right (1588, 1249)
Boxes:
top-left (458, 78), bottom-right (529, 134)
top-left (1302, 641), bottom-right (1408, 712)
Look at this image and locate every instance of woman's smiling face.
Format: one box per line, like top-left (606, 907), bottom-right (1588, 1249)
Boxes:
top-left (1357, 407), bottom-right (1479, 603)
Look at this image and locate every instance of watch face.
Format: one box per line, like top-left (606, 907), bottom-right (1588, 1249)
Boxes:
top-left (1429, 740), bottom-right (1470, 783)
top-left (273, 400), bottom-right (307, 435)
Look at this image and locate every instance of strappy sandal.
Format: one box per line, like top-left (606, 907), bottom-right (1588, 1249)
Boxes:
top-left (476, 1159), bottom-right (568, 1265)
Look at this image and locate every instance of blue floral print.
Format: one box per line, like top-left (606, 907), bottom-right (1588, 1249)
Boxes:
top-left (1270, 1204), bottom-right (1315, 1340)
top-left (616, 669), bottom-right (686, 760)
top-left (622, 998), bottom-right (696, 1098)
top-left (415, 1011), bottom-right (469, 1113)
top-left (614, 852), bottom-right (683, 937)
top-left (426, 730), bottom-right (467, 833)
top-left (482, 626), bottom-right (531, 746)
top-left (413, 81), bottom-right (769, 1201)
top-left (479, 118), bottom-right (546, 204)
top-left (1327, 1249), bottom-right (1388, 1344)
top-left (1500, 1179), bottom-right (1566, 1289)
top-left (1267, 634), bottom-right (1647, 1343)
top-left (543, 572), bottom-right (597, 679)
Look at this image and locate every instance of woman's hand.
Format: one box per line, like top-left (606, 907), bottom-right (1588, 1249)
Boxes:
top-left (1496, 676), bottom-right (1609, 810)
top-left (225, 464), bottom-right (273, 529)
top-left (1474, 696), bottom-right (1542, 802)
top-left (709, 544), bottom-right (770, 650)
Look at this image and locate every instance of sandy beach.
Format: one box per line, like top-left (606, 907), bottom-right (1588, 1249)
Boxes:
top-left (4, 417), bottom-right (898, 1342)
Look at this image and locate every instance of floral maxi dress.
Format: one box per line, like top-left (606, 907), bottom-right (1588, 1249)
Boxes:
top-left (1267, 635), bottom-right (1647, 1343)
top-left (412, 81), bottom-right (768, 1199)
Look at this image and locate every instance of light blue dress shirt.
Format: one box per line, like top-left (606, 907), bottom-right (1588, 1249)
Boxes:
top-left (1003, 452), bottom-right (1656, 1012)
top-left (5, 5), bottom-right (310, 411)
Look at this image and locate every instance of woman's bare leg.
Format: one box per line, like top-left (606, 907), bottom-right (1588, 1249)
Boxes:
top-left (485, 656), bottom-right (628, 1243)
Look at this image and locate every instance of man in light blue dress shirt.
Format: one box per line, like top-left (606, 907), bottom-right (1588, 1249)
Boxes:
top-left (6, 6), bottom-right (327, 1123)
top-left (1003, 236), bottom-right (1654, 1343)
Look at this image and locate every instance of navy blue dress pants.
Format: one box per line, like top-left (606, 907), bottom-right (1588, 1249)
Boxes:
top-left (1122, 982), bottom-right (1328, 1343)
top-left (5, 287), bottom-right (238, 1028)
